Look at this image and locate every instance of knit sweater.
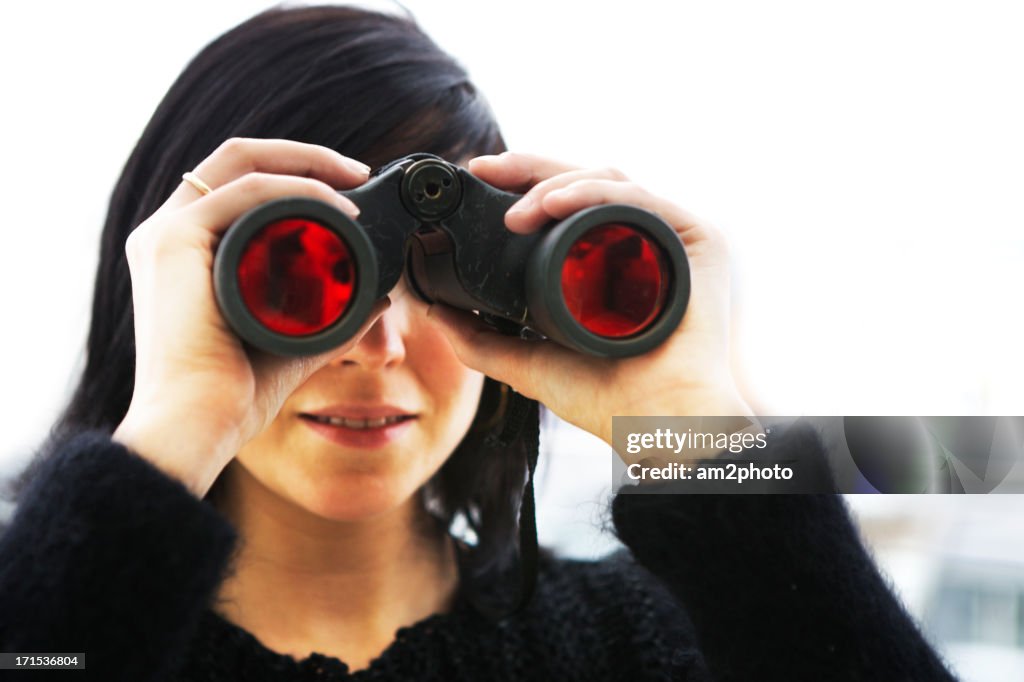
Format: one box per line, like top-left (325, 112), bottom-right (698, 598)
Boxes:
top-left (0, 426), bottom-right (957, 681)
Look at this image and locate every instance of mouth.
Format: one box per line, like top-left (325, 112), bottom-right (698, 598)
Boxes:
top-left (299, 414), bottom-right (417, 430)
top-left (297, 406), bottom-right (419, 448)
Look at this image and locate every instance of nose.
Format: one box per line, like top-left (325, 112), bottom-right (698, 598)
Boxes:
top-left (331, 304), bottom-right (407, 370)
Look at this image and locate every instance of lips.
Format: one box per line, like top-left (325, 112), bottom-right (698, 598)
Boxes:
top-left (300, 404), bottom-right (417, 419)
top-left (302, 414), bottom-right (414, 430)
top-left (298, 405), bottom-right (419, 447)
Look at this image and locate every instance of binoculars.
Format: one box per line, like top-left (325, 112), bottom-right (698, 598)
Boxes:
top-left (213, 154), bottom-right (690, 358)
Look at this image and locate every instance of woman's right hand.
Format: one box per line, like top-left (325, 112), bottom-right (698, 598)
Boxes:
top-left (112, 138), bottom-right (387, 497)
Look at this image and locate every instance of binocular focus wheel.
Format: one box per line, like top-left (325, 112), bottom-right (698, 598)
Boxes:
top-left (214, 198), bottom-right (380, 357)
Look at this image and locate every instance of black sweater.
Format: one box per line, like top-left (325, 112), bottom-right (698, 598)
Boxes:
top-left (0, 427), bottom-right (957, 681)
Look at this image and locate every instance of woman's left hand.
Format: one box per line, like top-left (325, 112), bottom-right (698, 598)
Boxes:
top-left (426, 151), bottom-right (753, 446)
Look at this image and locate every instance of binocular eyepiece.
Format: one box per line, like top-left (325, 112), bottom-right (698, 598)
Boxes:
top-left (213, 154), bottom-right (690, 358)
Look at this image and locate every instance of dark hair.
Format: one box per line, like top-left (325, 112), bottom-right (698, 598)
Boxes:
top-left (18, 4), bottom-right (536, 614)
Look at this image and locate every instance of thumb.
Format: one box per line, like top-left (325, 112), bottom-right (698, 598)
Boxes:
top-left (427, 303), bottom-right (585, 403)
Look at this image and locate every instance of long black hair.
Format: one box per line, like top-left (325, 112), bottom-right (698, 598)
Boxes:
top-left (16, 4), bottom-right (538, 616)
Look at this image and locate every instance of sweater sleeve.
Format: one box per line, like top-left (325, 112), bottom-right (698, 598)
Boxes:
top-left (0, 431), bottom-right (238, 681)
top-left (610, 423), bottom-right (958, 682)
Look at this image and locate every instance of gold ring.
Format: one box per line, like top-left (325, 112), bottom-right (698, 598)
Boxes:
top-left (181, 171), bottom-right (213, 196)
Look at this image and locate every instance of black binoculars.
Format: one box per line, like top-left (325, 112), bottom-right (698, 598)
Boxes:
top-left (213, 154), bottom-right (690, 358)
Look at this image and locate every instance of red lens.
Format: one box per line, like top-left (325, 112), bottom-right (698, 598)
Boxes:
top-left (560, 224), bottom-right (669, 338)
top-left (237, 218), bottom-right (355, 336)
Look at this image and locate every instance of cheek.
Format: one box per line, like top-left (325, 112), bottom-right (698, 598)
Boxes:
top-left (412, 321), bottom-right (486, 431)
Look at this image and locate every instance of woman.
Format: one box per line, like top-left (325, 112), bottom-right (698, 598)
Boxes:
top-left (0, 6), bottom-right (956, 681)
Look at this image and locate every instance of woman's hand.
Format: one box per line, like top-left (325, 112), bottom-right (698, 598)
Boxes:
top-left (113, 138), bottom-right (387, 497)
top-left (427, 151), bottom-right (752, 446)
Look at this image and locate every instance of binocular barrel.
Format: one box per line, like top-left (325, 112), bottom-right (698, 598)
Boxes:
top-left (213, 154), bottom-right (690, 358)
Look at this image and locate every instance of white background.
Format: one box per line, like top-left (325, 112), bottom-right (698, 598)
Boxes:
top-left (2, 1), bottom-right (1022, 470)
top-left (1, 2), bottom-right (1023, 678)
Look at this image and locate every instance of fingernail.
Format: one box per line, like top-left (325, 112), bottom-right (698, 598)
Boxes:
top-left (345, 158), bottom-right (371, 175)
top-left (338, 195), bottom-right (361, 218)
top-left (507, 194), bottom-right (534, 214)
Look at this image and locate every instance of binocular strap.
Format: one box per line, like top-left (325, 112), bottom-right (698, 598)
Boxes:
top-left (484, 392), bottom-right (540, 620)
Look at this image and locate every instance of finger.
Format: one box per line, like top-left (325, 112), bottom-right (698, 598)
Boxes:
top-left (541, 179), bottom-right (712, 245)
top-left (163, 138), bottom-right (371, 211)
top-left (467, 151), bottom-right (581, 194)
top-left (176, 172), bottom-right (361, 241)
top-left (502, 166), bottom-right (630, 234)
top-left (426, 304), bottom-right (591, 402)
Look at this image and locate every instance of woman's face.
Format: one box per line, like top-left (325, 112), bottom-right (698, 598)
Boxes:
top-left (230, 276), bottom-right (485, 521)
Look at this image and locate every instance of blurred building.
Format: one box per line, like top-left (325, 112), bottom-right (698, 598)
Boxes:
top-left (852, 496), bottom-right (1024, 682)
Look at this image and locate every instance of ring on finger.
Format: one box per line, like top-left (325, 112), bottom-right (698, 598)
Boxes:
top-left (181, 171), bottom-right (214, 196)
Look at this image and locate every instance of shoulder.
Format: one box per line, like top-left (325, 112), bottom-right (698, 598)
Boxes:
top-left (1, 428), bottom-right (236, 566)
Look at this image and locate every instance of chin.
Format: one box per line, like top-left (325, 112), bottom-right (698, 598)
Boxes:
top-left (297, 472), bottom-right (418, 522)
